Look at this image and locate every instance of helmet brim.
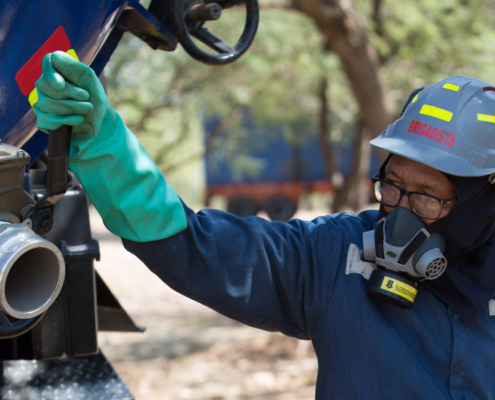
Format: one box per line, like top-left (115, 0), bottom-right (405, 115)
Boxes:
top-left (370, 136), bottom-right (492, 177)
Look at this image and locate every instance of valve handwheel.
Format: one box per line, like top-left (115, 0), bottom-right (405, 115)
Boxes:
top-left (170, 0), bottom-right (259, 65)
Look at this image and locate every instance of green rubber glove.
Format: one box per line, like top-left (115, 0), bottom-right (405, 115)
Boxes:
top-left (34, 51), bottom-right (187, 242)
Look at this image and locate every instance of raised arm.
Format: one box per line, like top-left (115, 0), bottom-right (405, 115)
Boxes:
top-left (35, 51), bottom-right (363, 339)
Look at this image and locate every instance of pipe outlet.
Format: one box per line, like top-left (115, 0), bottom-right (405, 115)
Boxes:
top-left (0, 221), bottom-right (65, 319)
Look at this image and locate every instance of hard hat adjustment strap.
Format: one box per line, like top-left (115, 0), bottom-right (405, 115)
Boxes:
top-left (400, 87), bottom-right (425, 116)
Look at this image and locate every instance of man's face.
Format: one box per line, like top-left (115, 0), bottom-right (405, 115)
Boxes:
top-left (383, 155), bottom-right (457, 225)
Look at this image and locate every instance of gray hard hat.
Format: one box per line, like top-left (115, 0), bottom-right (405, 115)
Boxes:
top-left (370, 75), bottom-right (495, 177)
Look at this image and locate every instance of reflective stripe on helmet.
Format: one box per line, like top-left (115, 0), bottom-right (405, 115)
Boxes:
top-left (443, 83), bottom-right (459, 92)
top-left (478, 114), bottom-right (495, 123)
top-left (419, 104), bottom-right (453, 122)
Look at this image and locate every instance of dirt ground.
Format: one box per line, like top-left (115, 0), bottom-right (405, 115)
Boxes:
top-left (93, 207), bottom-right (325, 400)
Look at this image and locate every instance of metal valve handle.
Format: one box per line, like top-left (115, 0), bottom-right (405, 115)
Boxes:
top-left (30, 125), bottom-right (72, 235)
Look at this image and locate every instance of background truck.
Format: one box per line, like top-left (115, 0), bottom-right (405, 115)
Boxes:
top-left (0, 1), bottom-right (258, 398)
top-left (205, 122), bottom-right (380, 221)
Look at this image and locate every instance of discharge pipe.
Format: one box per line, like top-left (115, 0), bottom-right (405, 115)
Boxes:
top-left (0, 220), bottom-right (65, 319)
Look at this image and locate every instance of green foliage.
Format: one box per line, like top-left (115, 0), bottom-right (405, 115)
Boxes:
top-left (105, 6), bottom-right (353, 204)
top-left (105, 0), bottom-right (495, 206)
top-left (370, 0), bottom-right (495, 108)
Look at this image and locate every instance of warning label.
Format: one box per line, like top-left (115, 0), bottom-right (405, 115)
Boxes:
top-left (380, 277), bottom-right (417, 303)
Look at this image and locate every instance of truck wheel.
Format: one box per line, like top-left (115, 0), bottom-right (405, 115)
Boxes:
top-left (227, 197), bottom-right (257, 218)
top-left (263, 196), bottom-right (296, 222)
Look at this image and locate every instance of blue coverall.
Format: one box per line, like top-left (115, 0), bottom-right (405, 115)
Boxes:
top-left (123, 204), bottom-right (495, 399)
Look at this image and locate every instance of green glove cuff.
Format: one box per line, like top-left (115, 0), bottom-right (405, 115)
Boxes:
top-left (69, 109), bottom-right (188, 242)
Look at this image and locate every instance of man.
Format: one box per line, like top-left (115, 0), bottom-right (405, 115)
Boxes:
top-left (34, 51), bottom-right (495, 399)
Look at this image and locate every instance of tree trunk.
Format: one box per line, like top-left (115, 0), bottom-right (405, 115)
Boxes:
top-left (291, 0), bottom-right (395, 139)
top-left (293, 0), bottom-right (393, 212)
top-left (333, 119), bottom-right (373, 212)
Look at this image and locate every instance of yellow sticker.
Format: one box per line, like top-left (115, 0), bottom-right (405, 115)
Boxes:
top-left (419, 104), bottom-right (453, 122)
top-left (28, 88), bottom-right (38, 107)
top-left (412, 93), bottom-right (419, 104)
top-left (477, 114), bottom-right (495, 124)
top-left (443, 83), bottom-right (459, 92)
top-left (66, 48), bottom-right (79, 61)
top-left (380, 277), bottom-right (417, 303)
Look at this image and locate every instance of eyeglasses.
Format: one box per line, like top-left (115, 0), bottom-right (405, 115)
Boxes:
top-left (371, 177), bottom-right (457, 220)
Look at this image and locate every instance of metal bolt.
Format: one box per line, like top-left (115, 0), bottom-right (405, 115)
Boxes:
top-left (37, 214), bottom-right (53, 234)
top-left (17, 150), bottom-right (27, 158)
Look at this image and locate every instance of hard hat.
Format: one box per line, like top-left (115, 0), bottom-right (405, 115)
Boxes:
top-left (370, 75), bottom-right (495, 177)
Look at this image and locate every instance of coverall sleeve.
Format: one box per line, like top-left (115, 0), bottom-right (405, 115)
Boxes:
top-left (122, 203), bottom-right (359, 339)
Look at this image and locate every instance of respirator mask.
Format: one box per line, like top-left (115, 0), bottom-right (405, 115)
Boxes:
top-left (362, 207), bottom-right (447, 308)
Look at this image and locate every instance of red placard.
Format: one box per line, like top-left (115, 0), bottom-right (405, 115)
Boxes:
top-left (15, 26), bottom-right (71, 96)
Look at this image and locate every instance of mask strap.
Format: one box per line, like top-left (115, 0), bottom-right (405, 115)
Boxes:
top-left (374, 220), bottom-right (385, 259)
top-left (400, 87), bottom-right (425, 116)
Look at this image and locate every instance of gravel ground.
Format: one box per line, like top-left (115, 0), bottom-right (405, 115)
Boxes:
top-left (92, 207), bottom-right (325, 400)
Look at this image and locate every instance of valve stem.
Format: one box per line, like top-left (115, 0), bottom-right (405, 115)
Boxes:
top-left (187, 3), bottom-right (222, 24)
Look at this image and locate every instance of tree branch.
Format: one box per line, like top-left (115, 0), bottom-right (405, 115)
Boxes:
top-left (259, 0), bottom-right (292, 9)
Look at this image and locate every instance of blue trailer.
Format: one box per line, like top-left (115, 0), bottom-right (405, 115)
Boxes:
top-left (205, 123), bottom-right (379, 221)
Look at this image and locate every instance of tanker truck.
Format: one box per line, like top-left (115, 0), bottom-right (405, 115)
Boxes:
top-left (0, 1), bottom-right (258, 398)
